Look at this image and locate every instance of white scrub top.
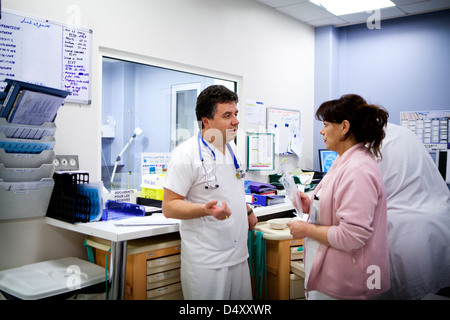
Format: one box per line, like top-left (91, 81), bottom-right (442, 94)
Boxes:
top-left (379, 123), bottom-right (450, 299)
top-left (164, 135), bottom-right (249, 269)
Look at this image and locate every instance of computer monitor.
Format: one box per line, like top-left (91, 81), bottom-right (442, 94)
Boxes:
top-left (319, 149), bottom-right (338, 173)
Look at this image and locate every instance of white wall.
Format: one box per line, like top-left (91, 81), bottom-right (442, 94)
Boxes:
top-left (0, 0), bottom-right (315, 269)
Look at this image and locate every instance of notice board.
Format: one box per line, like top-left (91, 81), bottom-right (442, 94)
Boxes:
top-left (0, 9), bottom-right (92, 104)
top-left (267, 107), bottom-right (301, 154)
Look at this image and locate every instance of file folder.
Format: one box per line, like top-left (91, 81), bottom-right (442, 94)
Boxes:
top-left (251, 194), bottom-right (285, 206)
top-left (7, 90), bottom-right (66, 125)
top-left (102, 200), bottom-right (145, 221)
top-left (249, 181), bottom-right (277, 194)
top-left (1, 78), bottom-right (70, 119)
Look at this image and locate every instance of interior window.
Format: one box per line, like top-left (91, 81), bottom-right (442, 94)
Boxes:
top-left (101, 57), bottom-right (236, 190)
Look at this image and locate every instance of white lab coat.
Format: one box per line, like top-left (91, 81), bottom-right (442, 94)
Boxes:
top-left (164, 134), bottom-right (251, 299)
top-left (379, 123), bottom-right (450, 299)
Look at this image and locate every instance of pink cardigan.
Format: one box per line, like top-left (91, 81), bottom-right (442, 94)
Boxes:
top-left (307, 143), bottom-right (390, 299)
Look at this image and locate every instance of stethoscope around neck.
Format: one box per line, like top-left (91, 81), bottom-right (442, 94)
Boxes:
top-left (197, 131), bottom-right (245, 189)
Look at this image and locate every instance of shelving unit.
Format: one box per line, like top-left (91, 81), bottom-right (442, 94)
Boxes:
top-left (0, 79), bottom-right (69, 220)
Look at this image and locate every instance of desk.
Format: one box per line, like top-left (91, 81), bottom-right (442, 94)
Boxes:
top-left (45, 217), bottom-right (179, 300)
top-left (45, 200), bottom-right (295, 300)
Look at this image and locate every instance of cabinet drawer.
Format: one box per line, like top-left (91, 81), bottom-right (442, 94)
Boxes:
top-left (147, 268), bottom-right (181, 285)
top-left (147, 254), bottom-right (181, 274)
top-left (290, 273), bottom-right (305, 299)
top-left (290, 246), bottom-right (303, 260)
top-left (290, 261), bottom-right (305, 278)
top-left (147, 282), bottom-right (182, 300)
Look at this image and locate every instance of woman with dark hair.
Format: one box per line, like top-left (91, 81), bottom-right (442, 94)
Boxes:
top-left (287, 94), bottom-right (390, 299)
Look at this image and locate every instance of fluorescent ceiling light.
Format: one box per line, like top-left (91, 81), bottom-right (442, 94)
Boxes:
top-left (310, 0), bottom-right (395, 16)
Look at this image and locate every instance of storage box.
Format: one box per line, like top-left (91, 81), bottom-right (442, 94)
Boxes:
top-left (141, 174), bottom-right (165, 200)
top-left (0, 257), bottom-right (106, 300)
top-left (141, 186), bottom-right (164, 200)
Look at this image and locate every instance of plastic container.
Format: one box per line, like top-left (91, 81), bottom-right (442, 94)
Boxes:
top-left (0, 257), bottom-right (106, 300)
top-left (101, 200), bottom-right (145, 221)
top-left (46, 171), bottom-right (93, 223)
top-left (141, 174), bottom-right (166, 200)
top-left (141, 185), bottom-right (164, 200)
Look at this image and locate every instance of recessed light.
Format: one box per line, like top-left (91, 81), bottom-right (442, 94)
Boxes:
top-left (310, 0), bottom-right (395, 16)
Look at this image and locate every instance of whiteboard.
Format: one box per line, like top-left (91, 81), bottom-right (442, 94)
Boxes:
top-left (267, 107), bottom-right (301, 154)
top-left (0, 10), bottom-right (92, 104)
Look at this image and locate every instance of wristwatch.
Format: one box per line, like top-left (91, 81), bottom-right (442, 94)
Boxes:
top-left (247, 208), bottom-right (254, 216)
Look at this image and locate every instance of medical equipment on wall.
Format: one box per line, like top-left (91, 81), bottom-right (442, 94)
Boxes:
top-left (110, 127), bottom-right (143, 189)
top-left (197, 131), bottom-right (245, 189)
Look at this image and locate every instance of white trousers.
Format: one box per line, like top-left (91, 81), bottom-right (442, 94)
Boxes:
top-left (181, 259), bottom-right (253, 300)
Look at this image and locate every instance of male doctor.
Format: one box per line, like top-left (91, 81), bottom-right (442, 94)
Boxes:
top-left (162, 85), bottom-right (257, 300)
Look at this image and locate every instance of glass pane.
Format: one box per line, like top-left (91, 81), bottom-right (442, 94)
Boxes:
top-left (101, 57), bottom-right (236, 191)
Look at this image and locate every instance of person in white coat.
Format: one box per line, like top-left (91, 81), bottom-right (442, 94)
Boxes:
top-left (378, 123), bottom-right (450, 299)
top-left (162, 85), bottom-right (257, 300)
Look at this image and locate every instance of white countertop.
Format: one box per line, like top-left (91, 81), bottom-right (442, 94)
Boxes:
top-left (45, 199), bottom-right (296, 242)
top-left (45, 216), bottom-right (179, 242)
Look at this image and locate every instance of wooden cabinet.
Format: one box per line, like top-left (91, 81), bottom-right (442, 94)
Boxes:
top-left (86, 233), bottom-right (182, 300)
top-left (265, 238), bottom-right (305, 300)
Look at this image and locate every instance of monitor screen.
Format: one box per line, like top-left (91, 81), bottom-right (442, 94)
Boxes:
top-left (319, 149), bottom-right (338, 173)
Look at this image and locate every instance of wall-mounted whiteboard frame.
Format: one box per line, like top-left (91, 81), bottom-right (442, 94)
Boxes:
top-left (267, 107), bottom-right (301, 154)
top-left (247, 132), bottom-right (275, 171)
top-left (0, 9), bottom-right (92, 104)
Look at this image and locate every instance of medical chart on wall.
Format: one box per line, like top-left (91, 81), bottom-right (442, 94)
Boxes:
top-left (247, 133), bottom-right (275, 171)
top-left (267, 107), bottom-right (301, 155)
top-left (400, 110), bottom-right (450, 149)
top-left (245, 99), bottom-right (266, 125)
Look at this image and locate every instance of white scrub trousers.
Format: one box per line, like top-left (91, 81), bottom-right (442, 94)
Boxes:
top-left (181, 259), bottom-right (253, 300)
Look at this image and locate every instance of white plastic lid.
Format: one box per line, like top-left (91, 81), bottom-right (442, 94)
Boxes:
top-left (0, 257), bottom-right (106, 300)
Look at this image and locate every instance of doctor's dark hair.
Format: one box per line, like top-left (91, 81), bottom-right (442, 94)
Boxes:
top-left (196, 85), bottom-right (238, 129)
top-left (316, 94), bottom-right (389, 158)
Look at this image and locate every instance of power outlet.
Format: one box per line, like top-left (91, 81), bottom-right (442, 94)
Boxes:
top-left (54, 155), bottom-right (79, 171)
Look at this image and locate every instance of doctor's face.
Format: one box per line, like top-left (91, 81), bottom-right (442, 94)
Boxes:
top-left (202, 102), bottom-right (239, 145)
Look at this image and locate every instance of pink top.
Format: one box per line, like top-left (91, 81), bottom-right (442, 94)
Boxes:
top-left (307, 143), bottom-right (390, 299)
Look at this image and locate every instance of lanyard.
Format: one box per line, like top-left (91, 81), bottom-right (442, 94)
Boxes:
top-left (197, 131), bottom-right (244, 179)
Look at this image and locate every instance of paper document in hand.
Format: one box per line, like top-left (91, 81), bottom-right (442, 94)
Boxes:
top-left (278, 173), bottom-right (304, 218)
top-left (112, 214), bottom-right (180, 226)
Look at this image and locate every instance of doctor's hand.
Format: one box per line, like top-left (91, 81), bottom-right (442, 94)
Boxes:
top-left (248, 212), bottom-right (258, 230)
top-left (204, 200), bottom-right (232, 220)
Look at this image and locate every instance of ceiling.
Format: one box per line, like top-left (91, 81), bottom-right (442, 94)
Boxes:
top-left (254, 0), bottom-right (450, 27)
